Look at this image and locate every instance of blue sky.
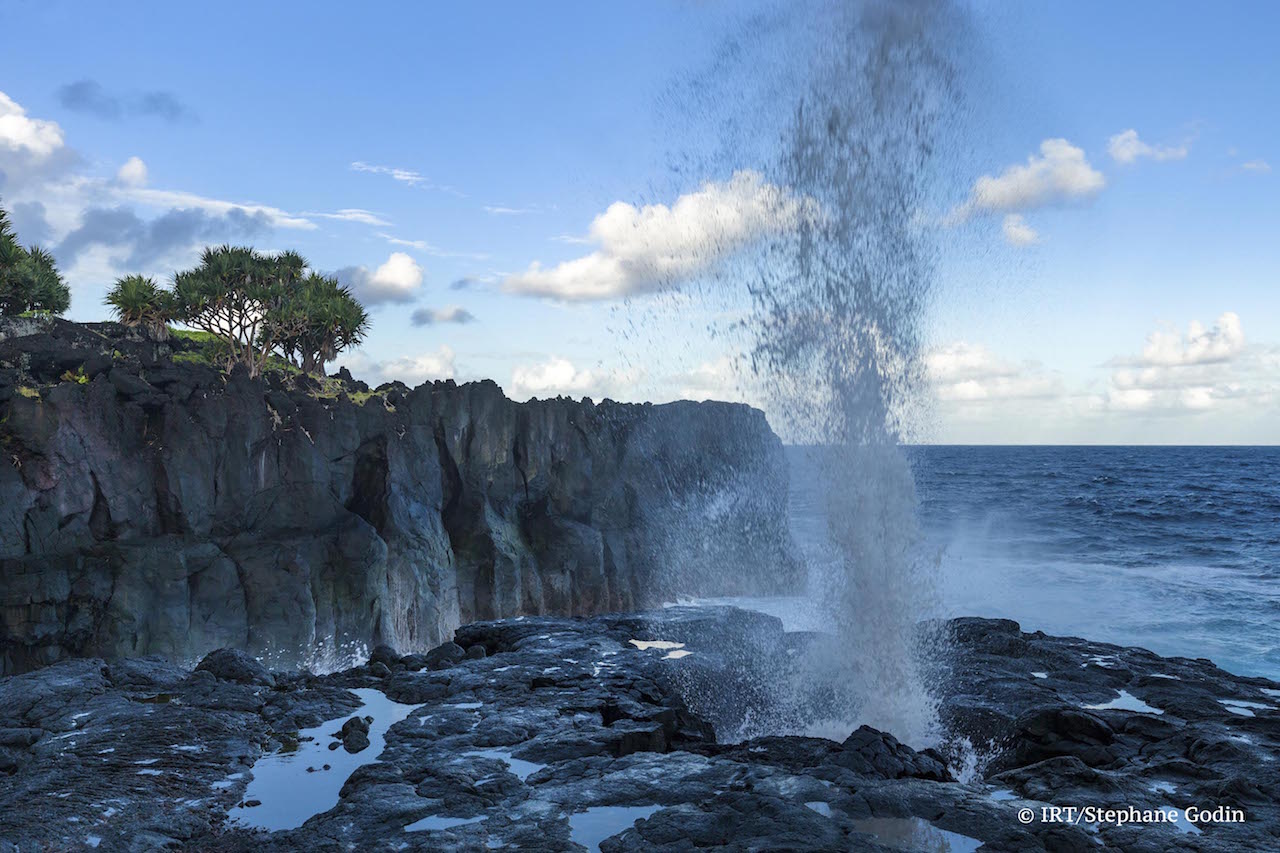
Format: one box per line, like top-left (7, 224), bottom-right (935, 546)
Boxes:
top-left (1, 1), bottom-right (1276, 443)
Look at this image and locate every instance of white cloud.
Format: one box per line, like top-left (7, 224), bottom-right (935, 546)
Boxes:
top-left (507, 356), bottom-right (639, 401)
top-left (115, 156), bottom-right (148, 187)
top-left (504, 170), bottom-right (809, 301)
top-left (1001, 213), bottom-right (1039, 246)
top-left (117, 185), bottom-right (315, 230)
top-left (671, 357), bottom-right (750, 403)
top-left (336, 252), bottom-right (424, 305)
top-left (1099, 313), bottom-right (1273, 414)
top-left (1107, 129), bottom-right (1189, 164)
top-left (376, 233), bottom-right (488, 260)
top-left (0, 90), bottom-right (65, 160)
top-left (484, 204), bottom-right (539, 216)
top-left (1242, 159), bottom-right (1272, 174)
top-left (307, 208), bottom-right (390, 226)
top-left (339, 346), bottom-right (456, 387)
top-left (350, 161), bottom-right (464, 197)
top-left (927, 342), bottom-right (1062, 402)
top-left (1130, 312), bottom-right (1245, 367)
top-left (957, 139), bottom-right (1105, 219)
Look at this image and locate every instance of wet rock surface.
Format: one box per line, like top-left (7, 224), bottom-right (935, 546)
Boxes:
top-left (0, 607), bottom-right (1277, 851)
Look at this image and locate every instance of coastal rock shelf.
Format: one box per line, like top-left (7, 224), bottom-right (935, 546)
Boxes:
top-left (0, 317), bottom-right (798, 674)
top-left (0, 607), bottom-right (1276, 851)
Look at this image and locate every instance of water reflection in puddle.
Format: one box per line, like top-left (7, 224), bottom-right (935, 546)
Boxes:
top-left (568, 805), bottom-right (661, 852)
top-left (227, 688), bottom-right (416, 831)
top-left (850, 817), bottom-right (982, 853)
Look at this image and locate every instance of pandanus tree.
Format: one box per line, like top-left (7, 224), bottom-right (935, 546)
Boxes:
top-left (276, 273), bottom-right (370, 375)
top-left (171, 245), bottom-right (308, 377)
top-left (105, 275), bottom-right (174, 340)
top-left (119, 245), bottom-right (371, 378)
top-left (0, 204), bottom-right (71, 317)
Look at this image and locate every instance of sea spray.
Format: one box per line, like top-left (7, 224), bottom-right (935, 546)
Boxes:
top-left (751, 0), bottom-right (966, 746)
top-left (649, 0), bottom-right (971, 746)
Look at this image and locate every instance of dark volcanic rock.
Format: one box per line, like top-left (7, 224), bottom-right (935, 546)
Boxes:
top-left (197, 648), bottom-right (276, 687)
top-left (1, 608), bottom-right (1276, 851)
top-left (0, 316), bottom-right (799, 675)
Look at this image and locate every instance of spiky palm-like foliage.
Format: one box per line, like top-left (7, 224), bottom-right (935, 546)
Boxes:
top-left (0, 202), bottom-right (71, 316)
top-left (171, 245), bottom-right (308, 377)
top-left (276, 274), bottom-right (370, 375)
top-left (105, 275), bottom-right (173, 340)
top-left (20, 247), bottom-right (71, 315)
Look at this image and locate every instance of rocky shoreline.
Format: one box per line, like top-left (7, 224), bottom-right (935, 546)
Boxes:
top-left (1, 606), bottom-right (1277, 851)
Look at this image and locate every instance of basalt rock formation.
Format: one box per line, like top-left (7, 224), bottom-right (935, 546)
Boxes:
top-left (0, 608), bottom-right (1276, 851)
top-left (0, 317), bottom-right (799, 675)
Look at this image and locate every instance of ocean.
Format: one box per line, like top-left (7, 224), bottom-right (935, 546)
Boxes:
top-left (785, 445), bottom-right (1280, 681)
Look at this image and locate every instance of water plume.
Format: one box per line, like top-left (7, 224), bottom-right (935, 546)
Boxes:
top-left (661, 0), bottom-right (971, 746)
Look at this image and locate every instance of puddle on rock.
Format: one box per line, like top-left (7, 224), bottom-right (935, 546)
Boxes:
top-left (1083, 690), bottom-right (1163, 715)
top-left (1218, 699), bottom-right (1273, 717)
top-left (628, 640), bottom-right (684, 652)
top-left (226, 688), bottom-right (416, 832)
top-left (568, 805), bottom-right (661, 852)
top-left (460, 748), bottom-right (546, 782)
top-left (851, 817), bottom-right (982, 852)
top-left (405, 814), bottom-right (486, 833)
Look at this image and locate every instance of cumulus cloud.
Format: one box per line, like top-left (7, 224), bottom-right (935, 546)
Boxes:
top-left (334, 252), bottom-right (424, 306)
top-left (56, 80), bottom-right (193, 123)
top-left (1099, 312), bottom-right (1275, 415)
top-left (0, 90), bottom-right (65, 160)
top-left (504, 170), bottom-right (808, 301)
top-left (1107, 129), bottom-right (1188, 164)
top-left (1001, 213), bottom-right (1039, 246)
top-left (1117, 312), bottom-right (1246, 367)
top-left (116, 156), bottom-right (148, 187)
top-left (339, 346), bottom-right (456, 387)
top-left (508, 356), bottom-right (638, 401)
top-left (927, 342), bottom-right (1062, 402)
top-left (956, 139), bottom-right (1105, 219)
top-left (410, 305), bottom-right (475, 326)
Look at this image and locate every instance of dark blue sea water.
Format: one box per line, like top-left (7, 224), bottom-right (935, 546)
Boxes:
top-left (786, 446), bottom-right (1280, 681)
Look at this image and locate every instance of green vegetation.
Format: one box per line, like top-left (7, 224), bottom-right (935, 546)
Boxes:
top-left (104, 275), bottom-right (173, 341)
top-left (0, 202), bottom-right (71, 317)
top-left (106, 246), bottom-right (369, 379)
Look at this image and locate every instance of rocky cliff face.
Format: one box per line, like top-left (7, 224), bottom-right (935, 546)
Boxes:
top-left (0, 317), bottom-right (799, 674)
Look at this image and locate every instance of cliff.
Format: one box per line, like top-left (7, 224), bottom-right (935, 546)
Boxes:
top-left (0, 317), bottom-right (799, 674)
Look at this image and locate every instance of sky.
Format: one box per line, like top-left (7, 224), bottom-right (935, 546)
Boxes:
top-left (1, 0), bottom-right (1276, 444)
